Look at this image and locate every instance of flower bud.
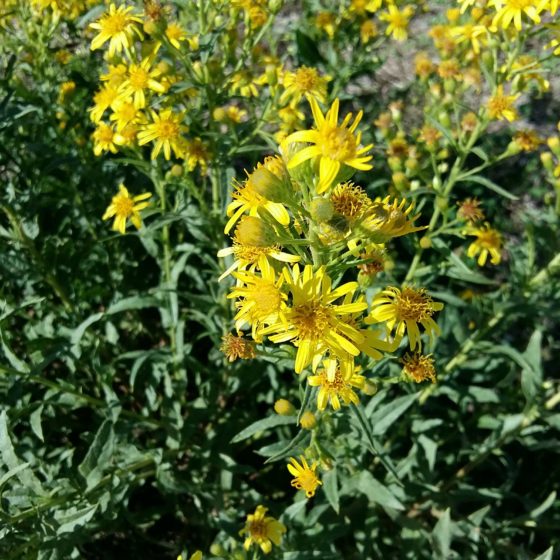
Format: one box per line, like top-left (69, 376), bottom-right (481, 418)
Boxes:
top-left (299, 411), bottom-right (317, 430)
top-left (419, 236), bottom-right (432, 249)
top-left (541, 152), bottom-right (555, 172)
top-left (274, 399), bottom-right (295, 416)
top-left (234, 216), bottom-right (276, 247)
top-left (547, 137), bottom-right (560, 158)
top-left (310, 197), bottom-right (334, 223)
top-left (249, 167), bottom-right (285, 202)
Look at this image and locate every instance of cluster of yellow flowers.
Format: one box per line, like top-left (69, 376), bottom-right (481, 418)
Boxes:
top-left (88, 3), bottom-right (207, 168)
top-left (541, 122), bottom-right (560, 212)
top-left (220, 94), bottom-right (444, 475)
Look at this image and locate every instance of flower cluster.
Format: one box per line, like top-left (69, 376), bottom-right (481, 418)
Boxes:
top-left (220, 96), bottom-right (444, 416)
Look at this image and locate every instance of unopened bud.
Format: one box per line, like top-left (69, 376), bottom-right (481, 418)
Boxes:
top-left (274, 399), bottom-right (295, 416)
top-left (234, 216), bottom-right (275, 246)
top-left (299, 411), bottom-right (317, 430)
top-left (310, 197), bottom-right (334, 223)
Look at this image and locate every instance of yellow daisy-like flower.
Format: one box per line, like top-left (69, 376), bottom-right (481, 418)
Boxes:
top-left (366, 286), bottom-right (444, 351)
top-left (487, 85), bottom-right (519, 122)
top-left (119, 58), bottom-right (166, 109)
top-left (379, 4), bottom-right (414, 41)
top-left (308, 358), bottom-right (365, 411)
top-left (90, 3), bottom-right (143, 57)
top-left (239, 505), bottom-right (286, 555)
top-left (259, 264), bottom-right (369, 373)
top-left (284, 97), bottom-right (373, 194)
top-left (92, 123), bottom-right (119, 156)
top-left (220, 332), bottom-right (256, 362)
top-left (330, 182), bottom-right (372, 222)
top-left (224, 170), bottom-right (290, 235)
top-left (90, 84), bottom-right (120, 123)
top-left (102, 184), bottom-right (151, 234)
top-left (287, 456), bottom-right (322, 498)
top-left (360, 196), bottom-right (424, 241)
top-left (465, 223), bottom-right (502, 266)
top-left (165, 22), bottom-right (187, 49)
top-left (109, 98), bottom-right (143, 131)
top-left (280, 66), bottom-right (330, 107)
top-left (490, 0), bottom-right (543, 31)
top-left (348, 0), bottom-right (382, 17)
top-left (402, 352), bottom-right (436, 384)
top-left (229, 256), bottom-right (287, 340)
top-left (137, 109), bottom-right (185, 160)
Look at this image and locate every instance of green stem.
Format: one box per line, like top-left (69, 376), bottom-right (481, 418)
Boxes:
top-left (1, 204), bottom-right (72, 311)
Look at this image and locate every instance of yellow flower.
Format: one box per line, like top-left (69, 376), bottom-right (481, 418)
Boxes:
top-left (402, 352), bottom-right (436, 383)
top-left (228, 256), bottom-right (287, 340)
top-left (180, 137), bottom-right (210, 173)
top-left (239, 505), bottom-right (286, 554)
top-left (308, 358), bottom-right (365, 411)
top-left (90, 3), bottom-right (143, 57)
top-left (280, 66), bottom-right (330, 106)
top-left (220, 333), bottom-right (256, 362)
top-left (138, 109), bottom-right (185, 160)
top-left (330, 182), bottom-right (372, 223)
top-left (224, 169), bottom-right (290, 234)
top-left (102, 184), bottom-right (151, 234)
top-left (101, 64), bottom-right (128, 87)
top-left (360, 196), bottom-right (424, 241)
top-left (259, 265), bottom-right (369, 373)
top-left (287, 456), bottom-right (322, 498)
top-left (379, 4), bottom-right (414, 41)
top-left (451, 23), bottom-right (488, 54)
top-left (367, 286), bottom-right (444, 350)
top-left (165, 22), bottom-right (187, 49)
top-left (466, 223), bottom-right (502, 266)
top-left (360, 20), bottom-right (379, 44)
top-left (229, 70), bottom-right (259, 97)
top-left (119, 58), bottom-right (166, 109)
top-left (92, 123), bottom-right (119, 156)
top-left (457, 197), bottom-right (485, 223)
top-left (90, 85), bottom-right (120, 123)
top-left (109, 98), bottom-right (142, 131)
top-left (491, 0), bottom-right (543, 31)
top-left (284, 97), bottom-right (373, 193)
top-left (348, 0), bottom-right (382, 17)
top-left (315, 12), bottom-right (336, 39)
top-left (513, 129), bottom-right (541, 151)
top-left (487, 85), bottom-right (519, 122)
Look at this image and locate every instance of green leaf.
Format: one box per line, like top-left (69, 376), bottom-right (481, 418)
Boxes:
top-left (56, 504), bottom-right (98, 535)
top-left (370, 392), bottom-right (419, 436)
top-left (529, 490), bottom-right (556, 519)
top-left (78, 419), bottom-right (115, 490)
top-left (533, 547), bottom-right (554, 560)
top-left (30, 405), bottom-right (44, 442)
top-left (230, 415), bottom-right (294, 444)
top-left (0, 411), bottom-right (44, 495)
top-left (418, 434), bottom-right (437, 471)
top-left (264, 429), bottom-right (309, 464)
top-left (446, 252), bottom-right (498, 286)
top-left (348, 471), bottom-right (404, 510)
top-left (322, 467), bottom-right (340, 514)
top-left (457, 174), bottom-right (518, 200)
top-left (295, 30), bottom-right (325, 66)
top-left (432, 508), bottom-right (452, 559)
top-left (106, 295), bottom-right (160, 315)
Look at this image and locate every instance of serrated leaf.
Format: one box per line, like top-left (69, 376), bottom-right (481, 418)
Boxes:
top-left (56, 504), bottom-right (98, 534)
top-left (78, 419), bottom-right (115, 490)
top-left (231, 415), bottom-right (294, 444)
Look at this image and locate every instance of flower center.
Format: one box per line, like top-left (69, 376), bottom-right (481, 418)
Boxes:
top-left (295, 469), bottom-right (320, 497)
top-left (98, 126), bottom-right (114, 143)
top-left (113, 195), bottom-right (134, 217)
top-left (294, 68), bottom-right (318, 91)
top-left (129, 67), bottom-right (149, 90)
top-left (476, 230), bottom-right (500, 248)
top-left (248, 519), bottom-right (267, 540)
top-left (155, 119), bottom-right (179, 139)
top-left (292, 303), bottom-right (331, 340)
top-left (396, 288), bottom-right (434, 321)
top-left (489, 95), bottom-right (509, 113)
top-left (319, 126), bottom-right (356, 161)
top-left (103, 13), bottom-right (127, 35)
top-left (250, 282), bottom-right (282, 316)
